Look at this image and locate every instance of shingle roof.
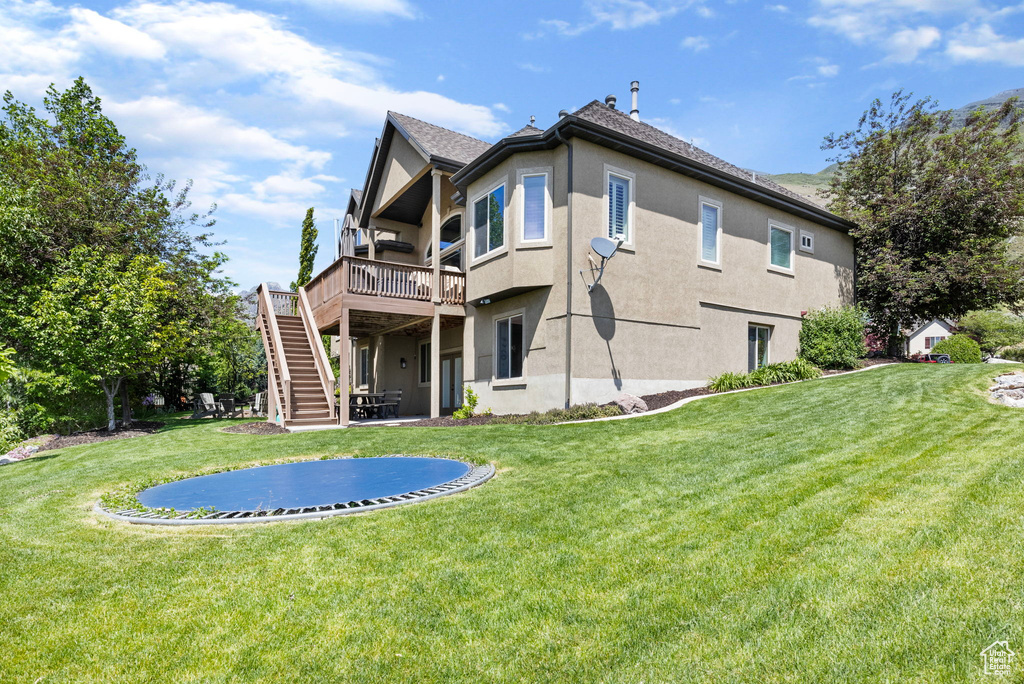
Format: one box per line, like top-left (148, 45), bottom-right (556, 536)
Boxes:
top-left (572, 100), bottom-right (816, 209)
top-left (508, 125), bottom-right (543, 138)
top-left (389, 111), bottom-right (493, 165)
top-left (350, 188), bottom-right (363, 203)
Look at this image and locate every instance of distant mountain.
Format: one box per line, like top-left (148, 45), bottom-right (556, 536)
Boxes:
top-left (768, 88), bottom-right (1024, 205)
top-left (951, 88), bottom-right (1024, 128)
top-left (237, 282), bottom-right (287, 321)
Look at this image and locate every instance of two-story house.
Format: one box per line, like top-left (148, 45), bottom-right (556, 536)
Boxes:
top-left (255, 86), bottom-right (855, 427)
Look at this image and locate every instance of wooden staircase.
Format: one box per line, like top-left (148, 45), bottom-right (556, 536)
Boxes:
top-left (256, 285), bottom-right (336, 429)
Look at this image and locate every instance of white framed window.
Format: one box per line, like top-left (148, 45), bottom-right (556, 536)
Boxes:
top-left (604, 165), bottom-right (635, 246)
top-left (518, 170), bottom-right (550, 244)
top-left (472, 183), bottom-right (505, 260)
top-left (358, 345), bottom-right (369, 388)
top-left (748, 325), bottom-right (770, 371)
top-left (699, 196), bottom-right (723, 266)
top-left (495, 313), bottom-right (524, 380)
top-left (799, 229), bottom-right (814, 254)
top-left (925, 336), bottom-right (946, 350)
top-left (769, 222), bottom-right (794, 272)
top-left (418, 340), bottom-right (431, 386)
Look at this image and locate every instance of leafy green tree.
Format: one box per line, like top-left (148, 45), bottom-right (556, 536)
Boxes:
top-left (0, 348), bottom-right (14, 384)
top-left (957, 310), bottom-right (1024, 356)
top-left (291, 207), bottom-right (317, 290)
top-left (822, 91), bottom-right (1024, 348)
top-left (31, 247), bottom-right (187, 431)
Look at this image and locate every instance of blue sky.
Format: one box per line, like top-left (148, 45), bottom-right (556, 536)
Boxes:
top-left (2, 0), bottom-right (1023, 289)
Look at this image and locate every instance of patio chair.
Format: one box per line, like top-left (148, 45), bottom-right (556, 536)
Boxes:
top-left (218, 396), bottom-right (242, 418)
top-left (192, 392), bottom-right (221, 419)
top-left (151, 395), bottom-right (165, 413)
top-left (253, 391), bottom-right (266, 417)
top-left (380, 389), bottom-right (402, 419)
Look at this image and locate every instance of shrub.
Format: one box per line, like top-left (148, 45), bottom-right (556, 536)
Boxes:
top-left (452, 386), bottom-right (479, 420)
top-left (931, 334), bottom-right (982, 364)
top-left (1001, 347), bottom-right (1024, 363)
top-left (957, 310), bottom-right (1024, 356)
top-left (709, 359), bottom-right (822, 393)
top-left (798, 305), bottom-right (868, 369)
top-left (708, 372), bottom-right (753, 393)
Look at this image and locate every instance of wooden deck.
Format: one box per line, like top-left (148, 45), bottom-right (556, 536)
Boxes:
top-left (304, 256), bottom-right (466, 334)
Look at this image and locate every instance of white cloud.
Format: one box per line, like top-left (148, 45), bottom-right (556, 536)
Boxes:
top-left (681, 35), bottom-right (709, 52)
top-left (817, 62), bottom-right (840, 76)
top-left (518, 62), bottom-right (551, 73)
top-left (269, 0), bottom-right (416, 18)
top-left (493, 102), bottom-right (511, 113)
top-left (65, 8), bottom-right (166, 60)
top-left (947, 24), bottom-right (1024, 66)
top-left (104, 96), bottom-right (331, 167)
top-left (765, 4), bottom-right (789, 12)
top-left (115, 1), bottom-right (505, 137)
top-left (883, 26), bottom-right (942, 63)
top-left (806, 0), bottom-right (986, 63)
top-left (533, 0), bottom-right (710, 37)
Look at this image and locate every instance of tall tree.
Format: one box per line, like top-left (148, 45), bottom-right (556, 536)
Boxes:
top-left (822, 91), bottom-right (1024, 345)
top-left (32, 247), bottom-right (187, 431)
top-left (292, 207), bottom-right (317, 290)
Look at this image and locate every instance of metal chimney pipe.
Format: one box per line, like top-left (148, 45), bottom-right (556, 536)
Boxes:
top-left (630, 81), bottom-right (640, 121)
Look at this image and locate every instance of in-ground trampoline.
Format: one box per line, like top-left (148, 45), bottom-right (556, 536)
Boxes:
top-left (96, 456), bottom-right (494, 525)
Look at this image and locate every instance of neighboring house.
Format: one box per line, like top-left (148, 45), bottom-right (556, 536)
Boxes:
top-left (256, 86), bottom-right (856, 426)
top-left (904, 319), bottom-right (954, 356)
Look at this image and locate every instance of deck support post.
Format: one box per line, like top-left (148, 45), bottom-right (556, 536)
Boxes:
top-left (339, 307), bottom-right (350, 427)
top-left (430, 169), bottom-right (442, 304)
top-left (430, 310), bottom-right (441, 419)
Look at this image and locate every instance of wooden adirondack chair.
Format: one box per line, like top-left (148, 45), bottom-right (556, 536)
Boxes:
top-left (192, 392), bottom-right (221, 419)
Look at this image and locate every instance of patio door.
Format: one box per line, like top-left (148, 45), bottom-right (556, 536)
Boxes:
top-left (440, 353), bottom-right (463, 414)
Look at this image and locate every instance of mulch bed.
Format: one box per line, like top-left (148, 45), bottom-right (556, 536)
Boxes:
top-left (394, 415), bottom-right (497, 428)
top-left (221, 422), bottom-right (290, 435)
top-left (639, 387), bottom-right (713, 410)
top-left (38, 421), bottom-right (165, 452)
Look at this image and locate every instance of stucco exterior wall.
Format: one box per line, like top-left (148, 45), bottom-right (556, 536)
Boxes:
top-left (373, 134), bottom-right (426, 214)
top-left (459, 137), bottom-right (854, 412)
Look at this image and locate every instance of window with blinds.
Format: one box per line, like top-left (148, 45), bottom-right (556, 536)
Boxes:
top-left (701, 202), bottom-right (720, 263)
top-left (770, 225), bottom-right (793, 270)
top-left (522, 174), bottom-right (547, 241)
top-left (608, 174), bottom-right (630, 241)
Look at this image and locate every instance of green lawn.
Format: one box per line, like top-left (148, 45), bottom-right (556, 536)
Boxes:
top-left (2, 364), bottom-right (1023, 682)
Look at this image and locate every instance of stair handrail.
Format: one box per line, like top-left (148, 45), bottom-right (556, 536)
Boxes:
top-left (257, 283), bottom-right (291, 423)
top-left (297, 286), bottom-right (336, 420)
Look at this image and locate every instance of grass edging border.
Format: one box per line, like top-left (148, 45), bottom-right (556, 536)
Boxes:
top-left (95, 456), bottom-right (495, 526)
top-left (563, 363), bottom-right (902, 426)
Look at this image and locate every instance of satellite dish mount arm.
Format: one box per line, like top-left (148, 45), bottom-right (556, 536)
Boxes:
top-left (581, 237), bottom-right (623, 292)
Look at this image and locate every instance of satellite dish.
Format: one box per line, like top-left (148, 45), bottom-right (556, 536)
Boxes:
top-left (590, 236), bottom-right (620, 260)
top-left (581, 237), bottom-right (624, 292)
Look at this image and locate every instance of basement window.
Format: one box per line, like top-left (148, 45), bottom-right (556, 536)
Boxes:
top-left (495, 314), bottom-right (524, 380)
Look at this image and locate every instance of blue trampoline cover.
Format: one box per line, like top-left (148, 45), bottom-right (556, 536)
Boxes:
top-left (137, 457), bottom-right (472, 512)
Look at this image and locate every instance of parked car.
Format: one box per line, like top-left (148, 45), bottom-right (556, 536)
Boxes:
top-left (917, 353), bottom-right (952, 364)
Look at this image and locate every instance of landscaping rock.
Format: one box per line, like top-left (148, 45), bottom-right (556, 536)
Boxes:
top-left (614, 393), bottom-right (648, 414)
top-left (989, 373), bottom-right (1024, 406)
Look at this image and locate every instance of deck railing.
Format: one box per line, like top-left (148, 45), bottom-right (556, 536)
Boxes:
top-left (305, 256), bottom-right (466, 308)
